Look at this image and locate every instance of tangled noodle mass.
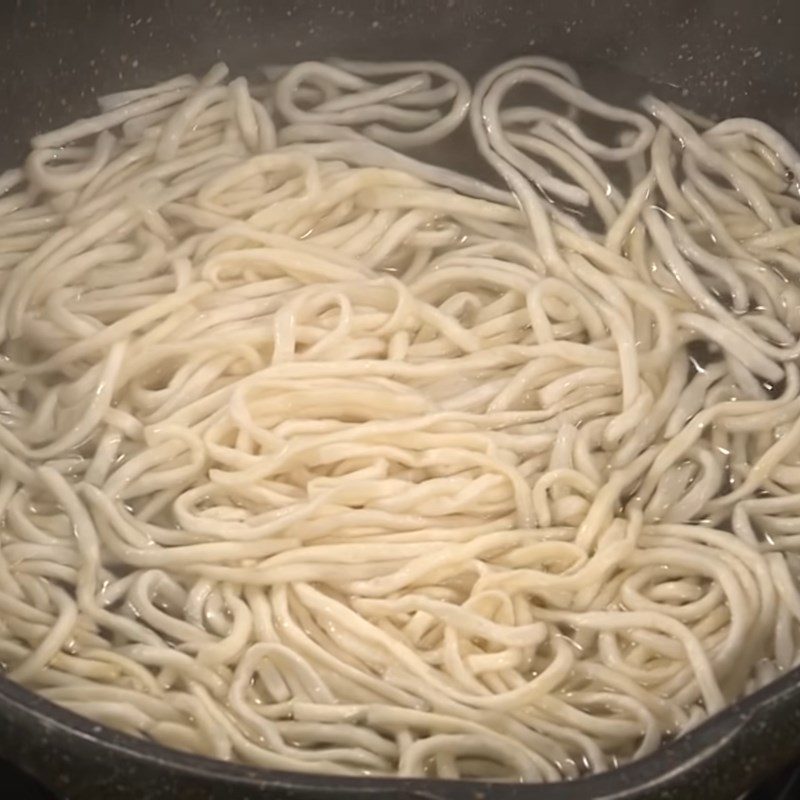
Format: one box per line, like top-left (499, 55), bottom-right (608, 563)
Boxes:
top-left (1, 57), bottom-right (800, 780)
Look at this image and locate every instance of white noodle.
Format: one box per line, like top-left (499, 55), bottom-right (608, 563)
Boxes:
top-left (1, 57), bottom-right (800, 784)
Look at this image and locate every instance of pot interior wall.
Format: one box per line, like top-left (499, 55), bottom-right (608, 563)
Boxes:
top-left (0, 0), bottom-right (799, 169)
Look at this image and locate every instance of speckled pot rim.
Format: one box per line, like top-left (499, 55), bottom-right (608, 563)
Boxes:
top-left (2, 662), bottom-right (800, 800)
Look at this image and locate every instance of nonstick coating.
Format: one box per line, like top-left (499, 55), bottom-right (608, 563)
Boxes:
top-left (1, 1), bottom-right (800, 798)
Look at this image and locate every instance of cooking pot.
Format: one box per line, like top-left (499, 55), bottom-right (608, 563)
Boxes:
top-left (1, 1), bottom-right (800, 798)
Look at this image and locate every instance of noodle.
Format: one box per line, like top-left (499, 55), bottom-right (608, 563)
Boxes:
top-left (1, 56), bottom-right (800, 782)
